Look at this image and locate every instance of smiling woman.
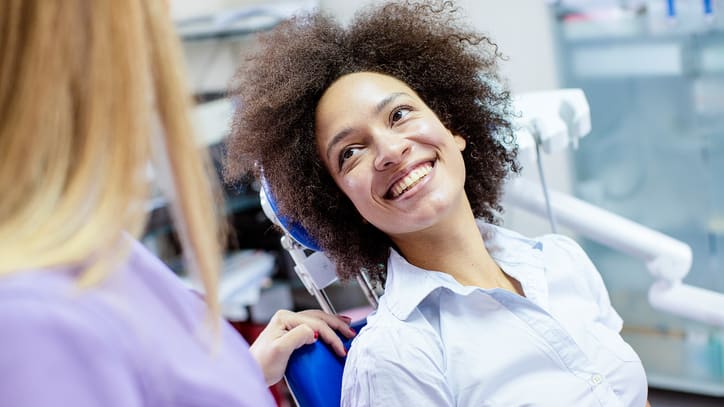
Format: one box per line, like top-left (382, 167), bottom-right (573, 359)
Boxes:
top-left (226, 0), bottom-right (518, 283)
top-left (225, 1), bottom-right (649, 406)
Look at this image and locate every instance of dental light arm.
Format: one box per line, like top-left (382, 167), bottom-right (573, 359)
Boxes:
top-left (510, 89), bottom-right (724, 327)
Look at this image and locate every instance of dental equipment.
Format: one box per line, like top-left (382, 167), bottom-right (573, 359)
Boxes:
top-left (510, 88), bottom-right (724, 327)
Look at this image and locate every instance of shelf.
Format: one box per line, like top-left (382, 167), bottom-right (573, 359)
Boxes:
top-left (174, 1), bottom-right (319, 42)
top-left (562, 32), bottom-right (724, 78)
top-left (571, 40), bottom-right (684, 78)
top-left (176, 15), bottom-right (278, 42)
top-left (701, 43), bottom-right (724, 73)
top-left (556, 5), bottom-right (724, 78)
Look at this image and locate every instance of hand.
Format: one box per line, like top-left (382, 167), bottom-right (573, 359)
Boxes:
top-left (249, 309), bottom-right (356, 385)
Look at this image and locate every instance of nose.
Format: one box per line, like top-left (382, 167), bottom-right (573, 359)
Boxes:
top-left (373, 132), bottom-right (411, 171)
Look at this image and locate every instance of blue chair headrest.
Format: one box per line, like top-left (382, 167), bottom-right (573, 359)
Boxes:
top-left (260, 176), bottom-right (322, 252)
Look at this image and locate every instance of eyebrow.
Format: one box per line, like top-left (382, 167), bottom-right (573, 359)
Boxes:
top-left (374, 92), bottom-right (407, 115)
top-left (325, 92), bottom-right (409, 163)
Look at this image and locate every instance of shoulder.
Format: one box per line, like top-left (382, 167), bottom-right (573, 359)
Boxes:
top-left (536, 234), bottom-right (623, 331)
top-left (342, 305), bottom-right (450, 392)
top-left (349, 307), bottom-right (443, 363)
top-left (0, 271), bottom-right (141, 362)
top-left (0, 289), bottom-right (131, 354)
top-left (0, 290), bottom-right (146, 406)
top-left (537, 233), bottom-right (589, 262)
top-left (341, 307), bottom-right (453, 406)
top-left (536, 233), bottom-right (599, 286)
top-left (0, 241), bottom-right (174, 405)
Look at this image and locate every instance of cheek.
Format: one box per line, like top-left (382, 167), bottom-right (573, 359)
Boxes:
top-left (337, 174), bottom-right (366, 203)
top-left (337, 174), bottom-right (381, 221)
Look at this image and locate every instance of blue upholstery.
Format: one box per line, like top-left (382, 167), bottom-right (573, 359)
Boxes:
top-left (285, 319), bottom-right (367, 407)
top-left (260, 177), bottom-right (321, 251)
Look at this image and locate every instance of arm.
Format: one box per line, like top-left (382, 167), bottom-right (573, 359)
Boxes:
top-left (249, 309), bottom-right (355, 385)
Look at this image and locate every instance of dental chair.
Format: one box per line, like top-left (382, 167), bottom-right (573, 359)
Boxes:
top-left (259, 180), bottom-right (376, 407)
top-left (259, 89), bottom-right (724, 407)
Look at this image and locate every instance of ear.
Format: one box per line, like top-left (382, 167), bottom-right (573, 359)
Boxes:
top-left (453, 134), bottom-right (466, 151)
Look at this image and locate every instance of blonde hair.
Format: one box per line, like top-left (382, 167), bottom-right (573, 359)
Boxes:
top-left (0, 0), bottom-right (222, 318)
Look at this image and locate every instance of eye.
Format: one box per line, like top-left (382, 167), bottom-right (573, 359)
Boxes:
top-left (338, 146), bottom-right (362, 169)
top-left (390, 106), bottom-right (411, 124)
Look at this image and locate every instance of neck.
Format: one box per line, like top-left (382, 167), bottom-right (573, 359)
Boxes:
top-left (390, 198), bottom-right (510, 290)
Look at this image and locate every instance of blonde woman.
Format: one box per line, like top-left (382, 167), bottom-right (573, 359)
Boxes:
top-left (0, 1), bottom-right (353, 405)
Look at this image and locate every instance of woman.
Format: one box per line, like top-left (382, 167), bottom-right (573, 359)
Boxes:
top-left (0, 1), bottom-right (353, 406)
top-left (226, 1), bottom-right (650, 406)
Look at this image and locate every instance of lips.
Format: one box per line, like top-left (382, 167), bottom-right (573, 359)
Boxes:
top-left (386, 161), bottom-right (434, 199)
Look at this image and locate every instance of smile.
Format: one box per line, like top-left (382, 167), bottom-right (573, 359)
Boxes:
top-left (387, 162), bottom-right (434, 199)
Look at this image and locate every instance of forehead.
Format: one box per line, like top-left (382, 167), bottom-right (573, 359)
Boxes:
top-left (321, 72), bottom-right (413, 103)
top-left (315, 72), bottom-right (418, 126)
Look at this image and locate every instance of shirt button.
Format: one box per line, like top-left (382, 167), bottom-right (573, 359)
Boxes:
top-left (590, 374), bottom-right (603, 386)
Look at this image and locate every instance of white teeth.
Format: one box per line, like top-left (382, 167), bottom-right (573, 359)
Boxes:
top-left (390, 163), bottom-right (432, 198)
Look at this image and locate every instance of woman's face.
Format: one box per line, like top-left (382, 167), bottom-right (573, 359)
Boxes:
top-left (315, 72), bottom-right (468, 237)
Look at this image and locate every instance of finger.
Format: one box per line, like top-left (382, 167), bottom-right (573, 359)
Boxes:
top-left (298, 310), bottom-right (357, 338)
top-left (312, 322), bottom-right (348, 357)
top-left (287, 311), bottom-right (349, 356)
top-left (268, 309), bottom-right (295, 328)
top-left (274, 324), bottom-right (317, 356)
top-left (276, 310), bottom-right (355, 356)
top-left (335, 315), bottom-right (357, 338)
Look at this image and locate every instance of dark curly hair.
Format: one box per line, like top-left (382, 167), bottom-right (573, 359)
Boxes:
top-left (225, 0), bottom-right (519, 284)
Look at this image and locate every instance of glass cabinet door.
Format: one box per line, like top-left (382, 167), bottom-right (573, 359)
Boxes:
top-left (552, 2), bottom-right (724, 395)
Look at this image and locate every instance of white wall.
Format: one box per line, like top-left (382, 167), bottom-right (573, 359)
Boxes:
top-left (320, 0), bottom-right (559, 93)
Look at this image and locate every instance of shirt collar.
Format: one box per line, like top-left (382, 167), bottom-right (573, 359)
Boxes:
top-left (382, 221), bottom-right (546, 320)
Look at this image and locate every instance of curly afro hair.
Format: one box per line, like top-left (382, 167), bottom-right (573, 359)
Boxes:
top-left (225, 0), bottom-right (519, 284)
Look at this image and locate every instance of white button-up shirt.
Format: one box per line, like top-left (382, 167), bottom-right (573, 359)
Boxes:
top-left (341, 222), bottom-right (647, 406)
